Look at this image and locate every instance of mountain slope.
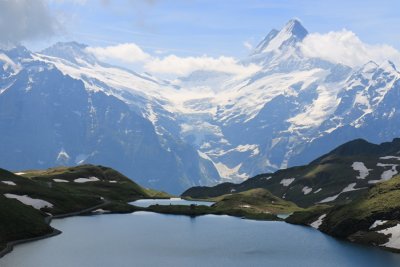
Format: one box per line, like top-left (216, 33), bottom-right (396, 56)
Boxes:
top-left (210, 188), bottom-right (302, 214)
top-left (173, 19), bottom-right (400, 182)
top-left (182, 138), bottom-right (400, 207)
top-left (0, 45), bottom-right (219, 194)
top-left (0, 164), bottom-right (166, 252)
top-left (1, 19), bottom-right (400, 192)
top-left (287, 173), bottom-right (400, 252)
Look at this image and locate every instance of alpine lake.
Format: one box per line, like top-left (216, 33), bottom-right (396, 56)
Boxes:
top-left (2, 199), bottom-right (400, 267)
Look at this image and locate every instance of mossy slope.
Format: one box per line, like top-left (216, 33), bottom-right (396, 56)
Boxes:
top-left (0, 164), bottom-right (166, 251)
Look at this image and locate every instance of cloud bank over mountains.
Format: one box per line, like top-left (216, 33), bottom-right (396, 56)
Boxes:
top-left (0, 0), bottom-right (60, 45)
top-left (300, 30), bottom-right (400, 67)
top-left (86, 43), bottom-right (261, 76)
top-left (85, 27), bottom-right (400, 77)
top-left (2, 1), bottom-right (399, 77)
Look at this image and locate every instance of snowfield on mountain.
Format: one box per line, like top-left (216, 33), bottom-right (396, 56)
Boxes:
top-left (1, 19), bottom-right (399, 193)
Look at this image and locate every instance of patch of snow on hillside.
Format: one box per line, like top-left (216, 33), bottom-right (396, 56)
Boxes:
top-left (310, 214), bottom-right (326, 229)
top-left (378, 224), bottom-right (400, 249)
top-left (319, 194), bottom-right (340, 203)
top-left (342, 183), bottom-right (357, 192)
top-left (74, 177), bottom-right (100, 183)
top-left (319, 183), bottom-right (361, 203)
top-left (381, 169), bottom-right (398, 181)
top-left (53, 179), bottom-right (69, 183)
top-left (369, 220), bottom-right (387, 230)
top-left (14, 172), bottom-right (25, 176)
top-left (314, 188), bottom-right (322, 194)
top-left (75, 154), bottom-right (89, 165)
top-left (4, 193), bottom-right (53, 209)
top-left (57, 148), bottom-right (70, 162)
top-left (381, 166), bottom-right (398, 180)
top-left (369, 163), bottom-right (399, 183)
top-left (352, 162), bottom-right (371, 179)
top-left (302, 186), bottom-right (312, 195)
top-left (377, 163), bottom-right (399, 181)
top-left (214, 162), bottom-right (248, 180)
top-left (280, 178), bottom-right (295, 186)
top-left (1, 181), bottom-right (16, 186)
top-left (380, 156), bottom-right (400, 160)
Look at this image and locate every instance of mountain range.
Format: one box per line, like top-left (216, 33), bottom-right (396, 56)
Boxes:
top-left (183, 138), bottom-right (400, 207)
top-left (0, 19), bottom-right (399, 193)
top-left (182, 137), bottom-right (400, 251)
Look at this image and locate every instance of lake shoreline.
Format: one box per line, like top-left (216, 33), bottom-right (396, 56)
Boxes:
top-left (2, 197), bottom-right (400, 260)
top-left (0, 199), bottom-right (112, 258)
top-left (0, 197), bottom-right (280, 259)
top-left (3, 211), bottom-right (400, 267)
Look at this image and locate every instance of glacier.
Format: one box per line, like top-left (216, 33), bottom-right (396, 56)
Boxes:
top-left (0, 19), bottom-right (399, 193)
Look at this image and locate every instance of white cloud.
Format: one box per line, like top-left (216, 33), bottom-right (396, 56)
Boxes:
top-left (144, 55), bottom-right (260, 76)
top-left (0, 0), bottom-right (60, 44)
top-left (87, 43), bottom-right (261, 77)
top-left (299, 30), bottom-right (400, 67)
top-left (154, 49), bottom-right (165, 55)
top-left (85, 43), bottom-right (151, 63)
top-left (243, 41), bottom-right (253, 50)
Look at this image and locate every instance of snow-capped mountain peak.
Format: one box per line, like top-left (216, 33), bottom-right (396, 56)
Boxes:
top-left (0, 45), bottom-right (32, 61)
top-left (2, 19), bottom-right (400, 193)
top-left (379, 60), bottom-right (398, 74)
top-left (0, 45), bottom-right (31, 77)
top-left (251, 29), bottom-right (279, 55)
top-left (359, 61), bottom-right (379, 74)
top-left (41, 42), bottom-right (97, 65)
top-left (281, 19), bottom-right (308, 37)
top-left (252, 19), bottom-right (308, 55)
top-left (355, 60), bottom-right (399, 81)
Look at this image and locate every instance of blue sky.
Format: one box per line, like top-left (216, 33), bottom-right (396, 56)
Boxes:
top-left (1, 0), bottom-right (396, 77)
top-left (27, 0), bottom-right (400, 58)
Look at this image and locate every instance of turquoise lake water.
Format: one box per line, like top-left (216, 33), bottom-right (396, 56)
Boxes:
top-left (2, 200), bottom-right (400, 267)
top-left (0, 199), bottom-right (400, 267)
top-left (130, 198), bottom-right (214, 207)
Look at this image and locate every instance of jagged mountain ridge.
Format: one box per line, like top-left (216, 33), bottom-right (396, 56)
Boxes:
top-left (0, 46), bottom-right (220, 194)
top-left (174, 19), bottom-right (400, 181)
top-left (182, 138), bottom-right (400, 207)
top-left (1, 19), bottom-right (399, 192)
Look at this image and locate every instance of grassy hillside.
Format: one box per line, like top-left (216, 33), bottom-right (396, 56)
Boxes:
top-left (287, 174), bottom-right (400, 251)
top-left (159, 188), bottom-right (302, 221)
top-left (0, 164), bottom-right (167, 252)
top-left (210, 188), bottom-right (302, 214)
top-left (0, 195), bottom-right (53, 251)
top-left (181, 138), bottom-right (400, 252)
top-left (183, 138), bottom-right (400, 207)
